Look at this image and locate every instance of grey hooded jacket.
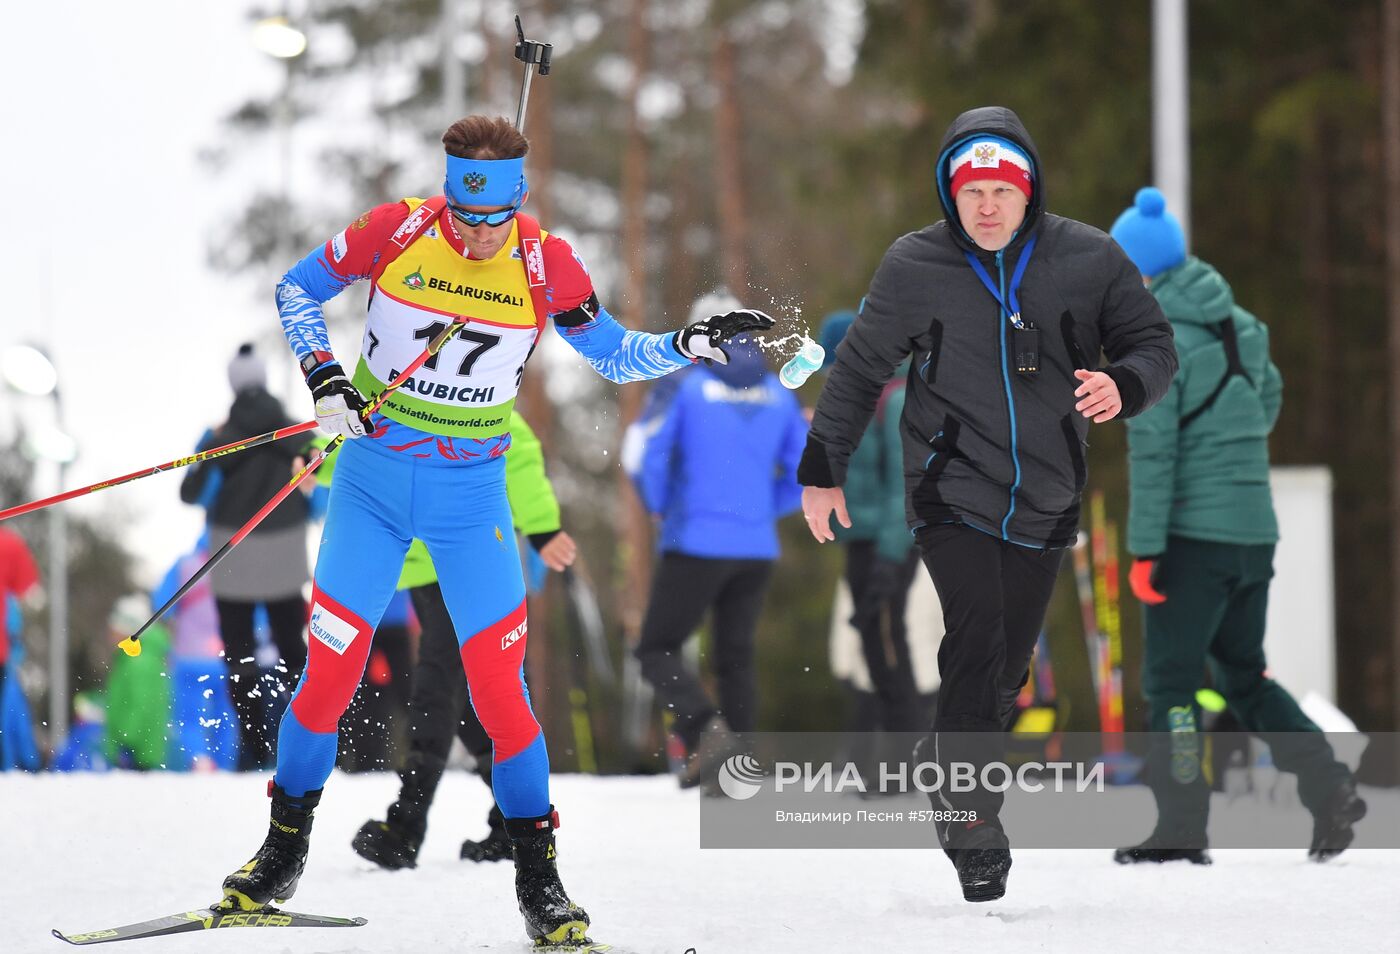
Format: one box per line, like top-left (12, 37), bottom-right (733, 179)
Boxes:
top-left (798, 106), bottom-right (1178, 548)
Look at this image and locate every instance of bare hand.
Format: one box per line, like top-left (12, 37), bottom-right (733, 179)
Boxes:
top-left (1074, 369), bottom-right (1122, 423)
top-left (801, 485), bottom-right (851, 543)
top-left (538, 531), bottom-right (577, 572)
top-left (293, 456), bottom-right (316, 495)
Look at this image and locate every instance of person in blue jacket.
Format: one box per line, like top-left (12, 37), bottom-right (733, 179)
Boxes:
top-left (634, 290), bottom-right (809, 789)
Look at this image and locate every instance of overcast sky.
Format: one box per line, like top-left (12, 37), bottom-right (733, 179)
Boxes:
top-left (0, 2), bottom-right (288, 585)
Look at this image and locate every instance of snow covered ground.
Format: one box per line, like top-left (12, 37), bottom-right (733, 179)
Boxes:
top-left (3, 771), bottom-right (1395, 954)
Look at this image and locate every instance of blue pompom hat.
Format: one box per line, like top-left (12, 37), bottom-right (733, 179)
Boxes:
top-left (1110, 187), bottom-right (1187, 279)
top-left (818, 310), bottom-right (856, 370)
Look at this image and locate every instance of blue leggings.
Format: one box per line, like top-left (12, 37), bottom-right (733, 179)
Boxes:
top-left (275, 436), bottom-right (548, 817)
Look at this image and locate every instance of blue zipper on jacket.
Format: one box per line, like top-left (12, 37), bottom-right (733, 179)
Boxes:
top-left (996, 249), bottom-right (1021, 539)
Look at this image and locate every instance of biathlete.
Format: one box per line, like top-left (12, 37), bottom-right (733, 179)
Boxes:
top-left (218, 114), bottom-right (772, 947)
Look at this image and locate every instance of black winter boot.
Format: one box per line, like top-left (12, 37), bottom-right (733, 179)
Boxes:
top-left (1113, 833), bottom-right (1213, 866)
top-left (506, 808), bottom-right (591, 946)
top-left (461, 803), bottom-right (512, 863)
top-left (351, 751), bottom-right (444, 870)
top-left (1309, 776), bottom-right (1367, 862)
top-left (221, 784), bottom-right (321, 911)
top-left (352, 814), bottom-right (424, 870)
top-left (678, 715), bottom-right (743, 790)
top-left (951, 824), bottom-right (1012, 902)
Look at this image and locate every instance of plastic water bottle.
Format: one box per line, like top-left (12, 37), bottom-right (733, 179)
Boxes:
top-left (779, 337), bottom-right (825, 389)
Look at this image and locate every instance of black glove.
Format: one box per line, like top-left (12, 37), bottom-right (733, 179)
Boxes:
top-left (305, 360), bottom-right (371, 439)
top-left (674, 308), bottom-right (775, 365)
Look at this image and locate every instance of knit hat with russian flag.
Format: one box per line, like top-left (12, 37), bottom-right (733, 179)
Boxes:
top-left (947, 136), bottom-right (1034, 201)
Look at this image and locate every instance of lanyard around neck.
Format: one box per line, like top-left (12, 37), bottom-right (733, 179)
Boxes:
top-left (964, 234), bottom-right (1037, 329)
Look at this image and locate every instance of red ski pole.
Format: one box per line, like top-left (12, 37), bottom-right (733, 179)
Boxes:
top-left (117, 320), bottom-right (468, 657)
top-left (0, 420), bottom-right (321, 523)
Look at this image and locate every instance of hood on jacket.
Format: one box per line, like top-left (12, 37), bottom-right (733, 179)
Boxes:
top-left (709, 340), bottom-right (769, 389)
top-left (226, 387), bottom-right (291, 437)
top-left (1149, 257), bottom-right (1237, 327)
top-left (934, 106), bottom-right (1045, 254)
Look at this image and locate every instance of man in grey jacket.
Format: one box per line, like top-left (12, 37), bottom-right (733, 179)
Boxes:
top-left (799, 106), bottom-right (1177, 903)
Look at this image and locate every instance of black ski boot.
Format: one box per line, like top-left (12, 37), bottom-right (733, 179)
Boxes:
top-left (221, 783), bottom-right (321, 911)
top-left (506, 808), bottom-right (591, 947)
top-left (1309, 776), bottom-right (1367, 862)
top-left (1113, 834), bottom-right (1212, 865)
top-left (952, 824), bottom-right (1012, 902)
top-left (461, 803), bottom-right (512, 863)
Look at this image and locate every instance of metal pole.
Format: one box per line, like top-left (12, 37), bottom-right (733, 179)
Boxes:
top-left (280, 62), bottom-right (300, 404)
top-left (442, 0), bottom-right (467, 120)
top-left (49, 410), bottom-right (69, 747)
top-left (515, 65), bottom-right (537, 131)
top-left (1152, 0), bottom-right (1191, 245)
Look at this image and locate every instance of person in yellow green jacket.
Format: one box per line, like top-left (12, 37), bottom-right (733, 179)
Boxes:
top-left (320, 410), bottom-right (576, 870)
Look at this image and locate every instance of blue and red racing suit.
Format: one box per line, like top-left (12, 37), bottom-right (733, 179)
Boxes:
top-left (274, 199), bottom-right (689, 817)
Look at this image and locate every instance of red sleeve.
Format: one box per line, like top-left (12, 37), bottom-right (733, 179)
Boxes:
top-left (541, 234), bottom-right (598, 315)
top-left (324, 202), bottom-right (413, 280)
top-left (0, 530), bottom-right (38, 598)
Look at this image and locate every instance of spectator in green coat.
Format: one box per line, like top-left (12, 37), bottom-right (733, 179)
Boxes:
top-left (104, 595), bottom-right (172, 770)
top-left (1111, 187), bottom-right (1364, 865)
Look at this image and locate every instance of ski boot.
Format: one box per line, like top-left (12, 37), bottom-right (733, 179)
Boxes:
top-left (220, 783), bottom-right (321, 911)
top-left (1113, 833), bottom-right (1212, 865)
top-left (461, 803), bottom-right (513, 863)
top-left (1309, 776), bottom-right (1367, 862)
top-left (506, 808), bottom-right (591, 947)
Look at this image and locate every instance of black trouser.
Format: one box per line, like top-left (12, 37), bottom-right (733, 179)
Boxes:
top-left (386, 582), bottom-right (500, 838)
top-left (916, 523), bottom-right (1063, 843)
top-left (1141, 536), bottom-right (1349, 838)
top-left (216, 595), bottom-right (308, 769)
top-left (636, 553), bottom-right (774, 751)
top-left (338, 623), bottom-right (413, 772)
top-left (844, 540), bottom-right (924, 733)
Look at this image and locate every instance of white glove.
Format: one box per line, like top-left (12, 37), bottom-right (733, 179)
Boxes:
top-left (307, 363), bottom-right (371, 439)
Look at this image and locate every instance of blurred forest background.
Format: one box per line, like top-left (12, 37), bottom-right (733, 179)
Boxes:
top-left (9, 0), bottom-right (1398, 772)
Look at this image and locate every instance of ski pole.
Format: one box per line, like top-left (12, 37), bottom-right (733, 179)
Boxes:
top-left (0, 420), bottom-right (321, 523)
top-left (562, 563), bottom-right (616, 687)
top-left (118, 320), bottom-right (468, 657)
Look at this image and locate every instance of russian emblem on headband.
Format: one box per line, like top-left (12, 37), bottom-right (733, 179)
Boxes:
top-left (463, 172), bottom-right (488, 194)
top-left (973, 142), bottom-right (999, 167)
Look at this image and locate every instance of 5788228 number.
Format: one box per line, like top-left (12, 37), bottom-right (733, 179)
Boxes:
top-left (910, 810), bottom-right (978, 823)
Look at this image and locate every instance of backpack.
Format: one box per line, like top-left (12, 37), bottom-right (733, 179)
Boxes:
top-left (1180, 316), bottom-right (1254, 429)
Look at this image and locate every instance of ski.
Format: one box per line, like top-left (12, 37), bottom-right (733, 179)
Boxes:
top-left (52, 905), bottom-right (366, 946)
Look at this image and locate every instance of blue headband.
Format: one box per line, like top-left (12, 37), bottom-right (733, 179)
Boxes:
top-left (444, 155), bottom-right (528, 209)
